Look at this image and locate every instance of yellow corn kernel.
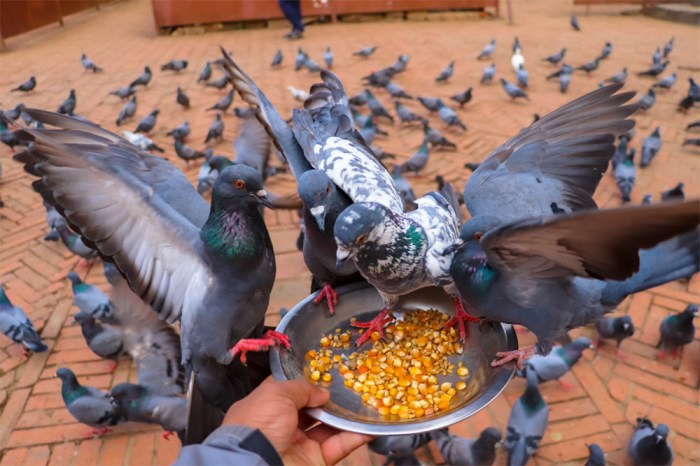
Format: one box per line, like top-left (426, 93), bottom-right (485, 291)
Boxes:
top-left (378, 406), bottom-right (390, 416)
top-left (457, 366), bottom-right (469, 377)
top-left (353, 382), bottom-right (363, 392)
top-left (320, 337), bottom-right (330, 347)
top-left (456, 382), bottom-right (467, 391)
top-left (414, 407), bottom-right (425, 417)
top-left (440, 382), bottom-right (452, 392)
top-left (390, 405), bottom-right (401, 415)
top-left (305, 350), bottom-right (317, 360)
top-left (322, 373), bottom-right (332, 383)
top-left (310, 371), bottom-right (320, 381)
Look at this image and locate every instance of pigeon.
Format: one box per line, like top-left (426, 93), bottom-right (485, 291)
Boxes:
top-left (130, 66), bottom-right (152, 87)
top-left (110, 383), bottom-right (186, 437)
top-left (270, 50), bottom-right (283, 67)
top-left (357, 115), bottom-right (387, 146)
top-left (577, 58), bottom-right (600, 74)
top-left (501, 78), bottom-right (529, 100)
top-left (176, 86), bottom-right (190, 109)
top-left (53, 220), bottom-right (98, 264)
top-left (385, 82), bottom-right (412, 99)
top-left (11, 76), bottom-right (36, 92)
top-left (116, 96), bottom-right (137, 126)
top-left (512, 36), bottom-right (522, 53)
top-left (68, 271), bottom-right (118, 324)
top-left (436, 61), bottom-right (455, 82)
top-left (612, 136), bottom-right (631, 171)
top-left (394, 101), bottom-right (425, 125)
top-left (206, 75), bottom-right (230, 90)
top-left (663, 37), bottom-right (674, 58)
top-left (231, 109), bottom-right (277, 182)
top-left (657, 304), bottom-right (697, 359)
top-left (43, 201), bottom-right (63, 241)
top-left (423, 121), bottom-right (457, 150)
top-left (56, 367), bottom-right (123, 437)
top-left (628, 418), bottom-right (673, 466)
top-left (638, 88), bottom-right (656, 111)
top-left (596, 315), bottom-right (635, 354)
top-left (521, 337), bottom-right (593, 387)
top-left (121, 131), bottom-right (164, 153)
top-left (430, 427), bottom-right (502, 466)
top-left (560, 73), bottom-right (571, 93)
top-left (637, 61), bottom-right (669, 77)
top-left (0, 285), bottom-right (48, 353)
top-left (478, 39), bottom-right (495, 60)
top-left (640, 127), bottom-right (661, 167)
top-left (353, 46), bottom-right (377, 58)
top-left (599, 42), bottom-right (613, 60)
top-left (303, 57), bottom-right (324, 73)
top-left (175, 137), bottom-right (207, 165)
top-left (391, 164), bottom-right (417, 211)
top-left (81, 53), bottom-right (103, 72)
top-left (207, 89), bottom-right (234, 112)
top-left (614, 148), bottom-right (636, 202)
top-left (368, 433), bottom-right (432, 466)
top-left (288, 85), bottom-right (310, 102)
top-left (448, 84), bottom-right (700, 367)
top-left (683, 137), bottom-right (700, 147)
top-left (516, 65), bottom-right (528, 88)
top-left (451, 87), bottom-right (473, 108)
top-left (417, 96), bottom-right (443, 113)
top-left (363, 70), bottom-right (392, 88)
top-left (586, 444), bottom-right (606, 466)
top-left (570, 14), bottom-right (580, 31)
top-left (134, 110), bottom-right (159, 134)
top-left (481, 63), bottom-right (496, 84)
top-left (652, 47), bottom-right (662, 65)
top-left (14, 108), bottom-right (281, 416)
top-left (197, 149), bottom-right (217, 195)
top-left (641, 194), bottom-right (653, 205)
top-left (197, 61), bottom-right (212, 82)
top-left (652, 72), bottom-right (676, 90)
top-left (619, 127), bottom-right (635, 143)
top-left (436, 101), bottom-right (467, 130)
top-left (678, 94), bottom-right (694, 112)
top-left (323, 47), bottom-right (333, 69)
top-left (388, 54), bottom-right (410, 74)
top-left (506, 367), bottom-right (549, 465)
top-left (3, 103), bottom-right (24, 122)
top-left (109, 85), bottom-right (136, 100)
top-left (544, 48), bottom-right (566, 64)
top-left (161, 59), bottom-right (188, 72)
top-left (57, 89), bottom-right (77, 116)
top-left (547, 63), bottom-right (573, 80)
top-left (661, 182), bottom-right (685, 203)
top-left (370, 146), bottom-right (397, 163)
top-left (74, 312), bottom-right (125, 368)
top-left (511, 48), bottom-right (525, 73)
top-left (363, 89), bottom-right (393, 122)
top-left (401, 142), bottom-right (430, 175)
top-left (295, 47), bottom-right (308, 71)
top-left (604, 67), bottom-right (627, 85)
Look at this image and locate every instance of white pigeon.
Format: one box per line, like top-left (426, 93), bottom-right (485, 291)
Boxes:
top-left (511, 48), bottom-right (525, 73)
top-left (287, 85), bottom-right (310, 102)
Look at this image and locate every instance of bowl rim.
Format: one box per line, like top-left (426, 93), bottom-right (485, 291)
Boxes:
top-left (270, 282), bottom-right (518, 435)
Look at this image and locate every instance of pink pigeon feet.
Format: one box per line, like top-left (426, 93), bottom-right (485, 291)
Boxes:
top-left (105, 360), bottom-right (118, 373)
top-left (491, 346), bottom-right (538, 370)
top-left (444, 298), bottom-right (480, 341)
top-left (558, 379), bottom-right (575, 390)
top-left (162, 431), bottom-right (175, 440)
top-left (230, 330), bottom-right (291, 364)
top-left (353, 309), bottom-right (394, 348)
top-left (313, 283), bottom-right (338, 315)
top-left (85, 427), bottom-right (110, 438)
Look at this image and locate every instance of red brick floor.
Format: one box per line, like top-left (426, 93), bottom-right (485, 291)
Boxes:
top-left (0, 0), bottom-right (698, 464)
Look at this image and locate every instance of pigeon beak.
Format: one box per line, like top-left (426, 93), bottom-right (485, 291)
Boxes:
top-left (336, 246), bottom-right (351, 270)
top-left (589, 344), bottom-right (596, 350)
top-left (655, 435), bottom-right (664, 444)
top-left (109, 397), bottom-right (118, 405)
top-left (255, 190), bottom-right (274, 209)
top-left (44, 229), bottom-right (60, 242)
top-left (442, 238), bottom-right (464, 256)
top-left (309, 205), bottom-right (326, 231)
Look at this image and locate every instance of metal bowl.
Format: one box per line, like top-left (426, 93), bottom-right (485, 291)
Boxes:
top-left (270, 282), bottom-right (517, 435)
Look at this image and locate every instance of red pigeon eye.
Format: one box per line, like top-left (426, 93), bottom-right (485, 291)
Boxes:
top-left (474, 232), bottom-right (483, 241)
top-left (234, 179), bottom-right (245, 189)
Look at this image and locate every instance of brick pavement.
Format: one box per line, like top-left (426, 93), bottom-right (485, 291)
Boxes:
top-left (0, 0), bottom-right (698, 464)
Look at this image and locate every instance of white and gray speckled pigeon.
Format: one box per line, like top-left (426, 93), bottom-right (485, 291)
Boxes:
top-left (614, 148), bottom-right (636, 202)
top-left (586, 443), bottom-right (606, 466)
top-left (430, 427), bottom-right (502, 466)
top-left (640, 127), bottom-right (661, 167)
top-left (110, 383), bottom-right (186, 438)
top-left (521, 337), bottom-right (593, 387)
top-left (56, 367), bottom-right (123, 437)
top-left (130, 66), bottom-right (152, 87)
top-left (478, 39), bottom-right (495, 60)
top-left (81, 53), bottom-right (102, 73)
top-left (657, 304), bottom-right (697, 359)
top-left (0, 285), bottom-right (48, 353)
top-left (596, 315), bottom-right (635, 355)
top-left (116, 96), bottom-right (137, 126)
top-left (506, 367), bottom-right (549, 466)
top-left (368, 432), bottom-right (433, 466)
top-left (629, 417), bottom-right (673, 466)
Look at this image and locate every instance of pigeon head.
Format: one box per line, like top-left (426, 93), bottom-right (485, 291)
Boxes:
top-left (458, 216), bottom-right (501, 244)
top-left (55, 367), bottom-right (78, 385)
top-left (569, 337), bottom-right (594, 354)
top-left (617, 315), bottom-right (635, 336)
top-left (685, 304), bottom-right (698, 316)
top-left (480, 427), bottom-right (502, 444)
top-left (654, 424), bottom-right (670, 443)
top-left (500, 78), bottom-right (508, 86)
top-left (334, 203), bottom-right (391, 268)
top-left (212, 165), bottom-right (272, 209)
top-left (586, 444), bottom-right (605, 465)
top-left (67, 271), bottom-right (83, 286)
top-left (298, 170), bottom-right (339, 231)
top-left (110, 382), bottom-right (147, 409)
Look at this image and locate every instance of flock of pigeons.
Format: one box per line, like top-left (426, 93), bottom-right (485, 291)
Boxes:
top-left (0, 12), bottom-right (698, 466)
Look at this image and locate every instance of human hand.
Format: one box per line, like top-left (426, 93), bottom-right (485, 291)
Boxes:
top-left (223, 376), bottom-right (373, 465)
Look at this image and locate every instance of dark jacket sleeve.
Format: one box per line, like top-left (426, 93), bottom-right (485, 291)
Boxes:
top-left (174, 425), bottom-right (283, 465)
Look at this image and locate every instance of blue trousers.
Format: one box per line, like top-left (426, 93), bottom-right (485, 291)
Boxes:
top-left (279, 0), bottom-right (304, 31)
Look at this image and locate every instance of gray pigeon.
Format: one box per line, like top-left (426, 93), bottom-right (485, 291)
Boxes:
top-left (166, 120), bottom-right (190, 140)
top-left (388, 54), bottom-right (409, 74)
top-left (270, 50), bottom-right (283, 67)
top-left (640, 127), bottom-right (661, 167)
top-left (596, 315), bottom-right (635, 354)
top-left (0, 285), bottom-right (48, 353)
top-left (652, 72), bottom-right (676, 90)
top-left (207, 89), bottom-right (234, 112)
top-left (176, 86), bottom-right (190, 109)
top-left (324, 47), bottom-right (333, 69)
top-left (43, 201), bottom-right (63, 241)
top-left (161, 59), bottom-right (188, 72)
top-left (506, 367), bottom-right (549, 466)
top-left (423, 121), bottom-right (457, 150)
top-left (14, 109), bottom-right (281, 417)
top-left (547, 63), bottom-right (573, 80)
top-left (436, 61), bottom-right (455, 82)
top-left (451, 87), bottom-right (473, 108)
top-left (481, 63), bottom-right (496, 84)
top-left (657, 304), bottom-right (697, 359)
top-left (391, 164), bottom-right (417, 211)
top-left (57, 89), bottom-right (77, 116)
top-left (598, 42), bottom-right (612, 60)
top-left (638, 88), bottom-right (656, 111)
top-left (134, 110), bottom-right (159, 133)
top-left (604, 67), bottom-right (628, 85)
top-left (56, 367), bottom-right (123, 437)
top-left (437, 101), bottom-right (467, 130)
top-left (11, 76), bottom-right (36, 92)
top-left (611, 137), bottom-right (630, 169)
top-left (175, 137), bottom-right (207, 166)
top-left (204, 113), bottom-right (224, 143)
top-left (364, 69), bottom-right (392, 87)
top-left (206, 75), bottom-right (229, 90)
top-left (357, 114), bottom-right (387, 145)
top-left (652, 47), bottom-right (662, 65)
top-left (663, 37), bottom-right (674, 58)
top-left (116, 96), bottom-right (137, 126)
top-left (614, 148), bottom-right (636, 202)
top-left (109, 85), bottom-right (136, 100)
top-left (394, 101), bottom-right (425, 125)
top-left (449, 85), bottom-right (700, 367)
top-left (430, 427), bottom-right (501, 466)
top-left (68, 272), bottom-right (118, 324)
top-left (232, 109), bottom-right (277, 182)
top-left (570, 14), bottom-right (580, 31)
top-left (628, 418), bottom-right (673, 466)
top-left (522, 337), bottom-right (593, 386)
top-left (516, 65), bottom-right (528, 88)
top-left (586, 443), bottom-right (606, 466)
top-left (74, 312), bottom-right (124, 370)
top-left (544, 48), bottom-right (566, 64)
top-left (637, 61), bottom-right (669, 77)
top-left (385, 82), bottom-right (412, 99)
top-left (53, 220), bottom-right (97, 264)
top-left (303, 57), bottom-right (324, 73)
top-left (81, 53), bottom-right (103, 72)
top-left (501, 78), bottom-right (529, 100)
top-left (130, 66), bottom-right (152, 87)
top-left (364, 89), bottom-right (394, 122)
top-left (559, 73), bottom-right (571, 93)
top-left (401, 142), bottom-right (430, 174)
top-left (196, 149), bottom-right (217, 195)
top-left (197, 62), bottom-right (212, 82)
top-left (478, 39), bottom-right (495, 60)
top-left (577, 58), bottom-right (600, 74)
top-left (353, 46), bottom-right (377, 58)
top-left (295, 47), bottom-right (308, 71)
top-left (110, 383), bottom-right (186, 437)
top-left (417, 96), bottom-right (443, 113)
top-left (368, 433), bottom-right (432, 465)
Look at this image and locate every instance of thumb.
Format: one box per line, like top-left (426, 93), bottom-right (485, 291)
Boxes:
top-left (277, 379), bottom-right (330, 410)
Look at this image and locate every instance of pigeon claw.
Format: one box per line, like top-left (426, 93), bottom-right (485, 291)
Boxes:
top-left (491, 347), bottom-right (538, 370)
top-left (85, 427), bottom-right (111, 439)
top-left (353, 309), bottom-right (393, 348)
top-left (230, 330), bottom-right (291, 365)
top-left (105, 361), bottom-right (118, 373)
top-left (162, 431), bottom-right (175, 441)
top-left (313, 283), bottom-right (338, 315)
top-left (444, 298), bottom-right (480, 341)
top-left (558, 379), bottom-right (575, 390)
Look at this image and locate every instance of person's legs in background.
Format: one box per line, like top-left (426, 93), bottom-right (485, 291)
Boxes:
top-left (278, 0), bottom-right (304, 39)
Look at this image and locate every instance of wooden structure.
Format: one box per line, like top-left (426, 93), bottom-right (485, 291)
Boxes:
top-left (151, 0), bottom-right (499, 30)
top-left (573, 0), bottom-right (684, 6)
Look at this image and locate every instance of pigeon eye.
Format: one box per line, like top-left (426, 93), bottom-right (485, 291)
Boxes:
top-left (234, 179), bottom-right (245, 189)
top-left (473, 232), bottom-right (483, 241)
top-left (326, 185), bottom-right (331, 194)
top-left (357, 234), bottom-right (368, 244)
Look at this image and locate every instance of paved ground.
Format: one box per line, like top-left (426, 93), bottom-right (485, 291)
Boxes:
top-left (0, 0), bottom-right (698, 464)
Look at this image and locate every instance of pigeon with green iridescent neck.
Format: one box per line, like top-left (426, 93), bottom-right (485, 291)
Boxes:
top-left (657, 304), bottom-right (697, 360)
top-left (430, 427), bottom-right (501, 466)
top-left (110, 383), bottom-right (186, 439)
top-left (521, 337), bottom-right (593, 387)
top-left (506, 367), bottom-right (549, 466)
top-left (0, 285), bottom-right (48, 353)
top-left (56, 367), bottom-right (123, 438)
top-left (14, 109), bottom-right (282, 415)
top-left (68, 272), bottom-right (118, 324)
top-left (614, 148), bottom-right (636, 202)
top-left (629, 418), bottom-right (673, 466)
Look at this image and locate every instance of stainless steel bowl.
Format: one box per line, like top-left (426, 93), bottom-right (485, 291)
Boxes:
top-left (270, 282), bottom-right (517, 435)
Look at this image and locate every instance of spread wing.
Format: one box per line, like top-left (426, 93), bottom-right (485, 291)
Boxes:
top-left (233, 115), bottom-right (271, 176)
top-left (14, 110), bottom-right (212, 324)
top-left (465, 84), bottom-right (637, 222)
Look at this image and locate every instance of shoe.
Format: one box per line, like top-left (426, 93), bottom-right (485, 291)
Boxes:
top-left (284, 29), bottom-right (303, 40)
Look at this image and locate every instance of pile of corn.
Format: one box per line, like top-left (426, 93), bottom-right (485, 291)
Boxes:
top-left (305, 309), bottom-right (471, 420)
